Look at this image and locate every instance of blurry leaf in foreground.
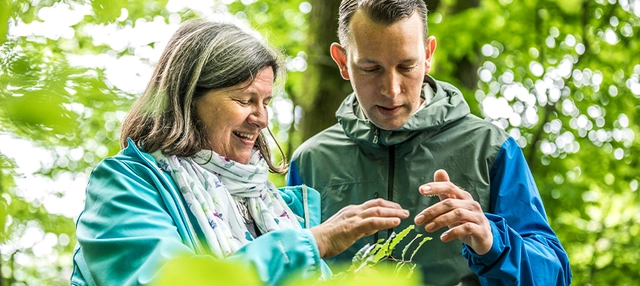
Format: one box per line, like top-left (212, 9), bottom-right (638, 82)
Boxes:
top-left (299, 262), bottom-right (421, 286)
top-left (0, 38), bottom-right (129, 146)
top-left (3, 91), bottom-right (76, 135)
top-left (0, 0), bottom-right (9, 45)
top-left (153, 256), bottom-right (261, 286)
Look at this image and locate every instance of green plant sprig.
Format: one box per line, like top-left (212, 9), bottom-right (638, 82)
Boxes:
top-left (330, 225), bottom-right (432, 281)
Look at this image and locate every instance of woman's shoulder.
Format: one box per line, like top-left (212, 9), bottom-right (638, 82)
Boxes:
top-left (277, 185), bottom-right (321, 228)
top-left (93, 138), bottom-right (159, 172)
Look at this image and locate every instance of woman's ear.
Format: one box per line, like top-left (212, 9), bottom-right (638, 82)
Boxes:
top-left (330, 43), bottom-right (350, 80)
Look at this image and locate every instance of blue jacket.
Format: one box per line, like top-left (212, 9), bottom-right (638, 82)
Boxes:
top-left (71, 140), bottom-right (329, 285)
top-left (288, 76), bottom-right (571, 285)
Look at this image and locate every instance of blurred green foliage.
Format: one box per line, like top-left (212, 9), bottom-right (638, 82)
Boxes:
top-left (0, 0), bottom-right (639, 285)
top-left (154, 255), bottom-right (421, 286)
top-left (153, 256), bottom-right (262, 286)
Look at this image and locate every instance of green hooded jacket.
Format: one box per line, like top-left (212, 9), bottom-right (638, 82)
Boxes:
top-left (289, 76), bottom-right (510, 285)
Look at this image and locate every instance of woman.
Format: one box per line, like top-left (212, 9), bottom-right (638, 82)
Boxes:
top-left (70, 18), bottom-right (408, 286)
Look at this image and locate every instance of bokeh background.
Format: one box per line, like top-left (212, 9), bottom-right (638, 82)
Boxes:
top-left (1, 0), bottom-right (639, 285)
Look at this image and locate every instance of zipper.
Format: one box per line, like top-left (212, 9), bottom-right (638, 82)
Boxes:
top-left (302, 184), bottom-right (310, 229)
top-left (373, 145), bottom-right (396, 244)
top-left (387, 145), bottom-right (395, 238)
top-left (372, 127), bottom-right (380, 243)
top-left (373, 128), bottom-right (379, 144)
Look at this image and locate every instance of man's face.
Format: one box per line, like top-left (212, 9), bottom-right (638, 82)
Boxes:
top-left (331, 11), bottom-right (436, 130)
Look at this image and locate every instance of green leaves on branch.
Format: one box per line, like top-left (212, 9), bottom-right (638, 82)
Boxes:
top-left (332, 225), bottom-right (431, 282)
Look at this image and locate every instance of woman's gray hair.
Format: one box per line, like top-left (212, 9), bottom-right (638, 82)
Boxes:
top-left (121, 18), bottom-right (288, 173)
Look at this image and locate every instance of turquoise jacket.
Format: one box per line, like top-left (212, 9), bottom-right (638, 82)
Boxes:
top-left (71, 139), bottom-right (329, 285)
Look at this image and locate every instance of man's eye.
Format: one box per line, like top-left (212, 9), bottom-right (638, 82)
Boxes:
top-left (362, 67), bottom-right (379, 73)
top-left (401, 66), bottom-right (416, 72)
top-left (236, 99), bottom-right (250, 105)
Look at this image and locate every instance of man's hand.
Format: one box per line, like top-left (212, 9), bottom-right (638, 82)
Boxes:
top-left (413, 169), bottom-right (493, 255)
top-left (311, 198), bottom-right (409, 258)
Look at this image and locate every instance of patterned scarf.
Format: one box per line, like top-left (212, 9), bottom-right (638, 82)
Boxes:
top-left (151, 148), bottom-right (301, 258)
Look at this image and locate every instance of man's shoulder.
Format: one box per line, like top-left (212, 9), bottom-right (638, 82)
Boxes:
top-left (448, 113), bottom-right (510, 139)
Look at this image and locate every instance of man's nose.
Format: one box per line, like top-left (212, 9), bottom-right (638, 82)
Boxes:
top-left (380, 71), bottom-right (401, 98)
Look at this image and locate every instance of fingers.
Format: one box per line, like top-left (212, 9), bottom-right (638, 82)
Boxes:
top-left (361, 205), bottom-right (410, 219)
top-left (431, 169), bottom-right (450, 200)
top-left (439, 222), bottom-right (493, 255)
top-left (419, 169), bottom-right (472, 201)
top-left (421, 207), bottom-right (476, 232)
top-left (414, 198), bottom-right (483, 227)
top-left (361, 198), bottom-right (404, 210)
top-left (434, 169), bottom-right (450, 182)
top-left (412, 196), bottom-right (493, 254)
top-left (418, 181), bottom-right (473, 200)
top-left (357, 217), bottom-right (403, 235)
top-left (439, 222), bottom-right (482, 242)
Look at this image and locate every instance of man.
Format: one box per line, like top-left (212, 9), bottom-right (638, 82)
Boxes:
top-left (287, 0), bottom-right (572, 285)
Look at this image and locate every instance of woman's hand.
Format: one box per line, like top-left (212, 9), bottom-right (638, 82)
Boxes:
top-left (310, 198), bottom-right (409, 258)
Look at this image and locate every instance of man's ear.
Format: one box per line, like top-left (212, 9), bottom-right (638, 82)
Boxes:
top-left (330, 43), bottom-right (350, 80)
top-left (424, 36), bottom-right (437, 74)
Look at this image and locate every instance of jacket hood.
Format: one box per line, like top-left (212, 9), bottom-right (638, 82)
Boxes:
top-left (335, 75), bottom-right (471, 148)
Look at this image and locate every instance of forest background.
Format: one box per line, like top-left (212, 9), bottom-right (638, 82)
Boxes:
top-left (0, 0), bottom-right (639, 285)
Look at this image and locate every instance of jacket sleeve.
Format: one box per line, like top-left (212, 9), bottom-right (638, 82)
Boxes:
top-left (229, 228), bottom-right (328, 283)
top-left (462, 137), bottom-right (572, 285)
top-left (75, 157), bottom-right (325, 286)
top-left (286, 159), bottom-right (303, 186)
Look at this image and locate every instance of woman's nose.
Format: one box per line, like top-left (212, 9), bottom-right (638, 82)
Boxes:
top-left (248, 105), bottom-right (268, 129)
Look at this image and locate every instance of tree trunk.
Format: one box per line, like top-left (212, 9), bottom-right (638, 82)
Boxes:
top-left (299, 0), bottom-right (352, 141)
top-left (449, 0), bottom-right (481, 91)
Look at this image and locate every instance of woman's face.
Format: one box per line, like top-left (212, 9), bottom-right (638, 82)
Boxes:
top-left (196, 67), bottom-right (273, 164)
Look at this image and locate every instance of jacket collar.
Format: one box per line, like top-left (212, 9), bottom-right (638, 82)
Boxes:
top-left (335, 75), bottom-right (471, 148)
top-left (121, 138), bottom-right (162, 168)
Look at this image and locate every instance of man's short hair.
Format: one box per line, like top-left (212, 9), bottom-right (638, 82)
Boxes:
top-left (337, 0), bottom-right (429, 52)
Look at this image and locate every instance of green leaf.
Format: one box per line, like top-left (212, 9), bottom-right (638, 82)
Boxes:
top-left (551, 0), bottom-right (582, 15)
top-left (401, 233), bottom-right (423, 260)
top-left (0, 204), bottom-right (7, 241)
top-left (0, 0), bottom-right (10, 45)
top-left (91, 0), bottom-right (127, 24)
top-left (372, 225), bottom-right (414, 263)
top-left (409, 237), bottom-right (432, 262)
top-left (19, 3), bottom-right (36, 24)
top-left (351, 243), bottom-right (372, 265)
top-left (3, 91), bottom-right (77, 134)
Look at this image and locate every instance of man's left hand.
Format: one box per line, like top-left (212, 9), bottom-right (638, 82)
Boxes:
top-left (413, 169), bottom-right (493, 255)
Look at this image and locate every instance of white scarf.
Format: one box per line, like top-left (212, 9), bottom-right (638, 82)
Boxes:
top-left (151, 148), bottom-right (301, 258)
